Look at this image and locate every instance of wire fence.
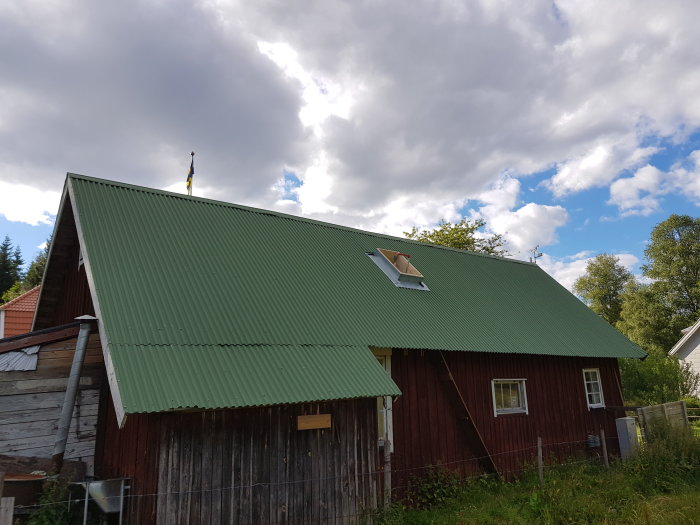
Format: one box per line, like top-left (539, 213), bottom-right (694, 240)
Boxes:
top-left (10, 435), bottom-right (622, 524)
top-left (10, 413), bottom-right (699, 524)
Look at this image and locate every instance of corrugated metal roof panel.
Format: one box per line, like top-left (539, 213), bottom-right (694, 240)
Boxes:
top-left (113, 344), bottom-right (400, 413)
top-left (65, 174), bottom-right (645, 412)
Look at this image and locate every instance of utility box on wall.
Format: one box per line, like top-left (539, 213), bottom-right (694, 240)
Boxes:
top-left (616, 417), bottom-right (638, 460)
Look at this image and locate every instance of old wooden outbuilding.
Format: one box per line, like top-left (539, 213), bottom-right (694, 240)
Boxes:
top-left (1, 174), bottom-right (646, 523)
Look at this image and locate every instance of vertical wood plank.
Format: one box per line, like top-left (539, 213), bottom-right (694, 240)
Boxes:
top-left (166, 417), bottom-right (180, 525)
top-left (210, 411), bottom-right (223, 524)
top-left (189, 413), bottom-right (203, 524)
top-left (156, 419), bottom-right (170, 524)
top-left (0, 497), bottom-right (14, 525)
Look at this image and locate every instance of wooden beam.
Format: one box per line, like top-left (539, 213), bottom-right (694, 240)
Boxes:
top-left (0, 323), bottom-right (81, 354)
top-left (435, 351), bottom-right (500, 477)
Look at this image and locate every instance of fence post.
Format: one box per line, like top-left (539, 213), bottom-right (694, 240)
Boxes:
top-left (537, 437), bottom-right (543, 486)
top-left (383, 440), bottom-right (391, 507)
top-left (600, 428), bottom-right (609, 468)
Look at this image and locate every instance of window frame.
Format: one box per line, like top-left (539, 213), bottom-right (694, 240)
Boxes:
top-left (373, 349), bottom-right (394, 452)
top-left (491, 378), bottom-right (528, 417)
top-left (582, 368), bottom-right (605, 409)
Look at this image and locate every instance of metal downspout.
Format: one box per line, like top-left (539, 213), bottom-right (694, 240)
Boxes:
top-left (52, 315), bottom-right (97, 473)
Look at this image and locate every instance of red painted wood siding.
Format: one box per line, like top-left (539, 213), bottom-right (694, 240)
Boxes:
top-left (51, 263), bottom-right (94, 325)
top-left (390, 350), bottom-right (625, 488)
top-left (94, 386), bottom-right (162, 524)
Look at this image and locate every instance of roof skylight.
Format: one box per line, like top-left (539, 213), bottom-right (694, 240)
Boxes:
top-left (367, 248), bottom-right (429, 291)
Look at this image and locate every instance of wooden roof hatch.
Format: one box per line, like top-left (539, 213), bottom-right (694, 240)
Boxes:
top-left (368, 248), bottom-right (429, 291)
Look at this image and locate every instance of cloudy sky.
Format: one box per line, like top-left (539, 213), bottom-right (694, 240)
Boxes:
top-left (1, 0), bottom-right (700, 290)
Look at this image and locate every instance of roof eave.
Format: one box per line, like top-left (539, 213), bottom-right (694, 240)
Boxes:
top-left (669, 317), bottom-right (700, 356)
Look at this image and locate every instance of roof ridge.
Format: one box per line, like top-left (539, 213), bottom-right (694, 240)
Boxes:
top-left (67, 173), bottom-right (535, 267)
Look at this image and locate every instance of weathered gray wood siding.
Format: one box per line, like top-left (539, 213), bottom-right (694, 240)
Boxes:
top-left (0, 334), bottom-right (104, 474)
top-left (156, 401), bottom-right (380, 525)
top-left (96, 397), bottom-right (380, 524)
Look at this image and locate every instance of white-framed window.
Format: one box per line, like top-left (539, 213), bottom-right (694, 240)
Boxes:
top-left (373, 348), bottom-right (394, 452)
top-left (491, 379), bottom-right (528, 416)
top-left (582, 368), bottom-right (605, 408)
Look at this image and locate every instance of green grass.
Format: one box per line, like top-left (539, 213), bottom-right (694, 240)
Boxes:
top-left (372, 427), bottom-right (700, 525)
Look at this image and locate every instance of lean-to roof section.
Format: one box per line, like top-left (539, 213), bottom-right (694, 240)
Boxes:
top-left (115, 344), bottom-right (400, 413)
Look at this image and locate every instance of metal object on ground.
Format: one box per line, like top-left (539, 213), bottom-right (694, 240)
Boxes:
top-left (77, 478), bottom-right (129, 525)
top-left (616, 416), bottom-right (638, 460)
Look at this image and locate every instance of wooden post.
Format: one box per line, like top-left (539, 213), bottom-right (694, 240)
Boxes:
top-left (0, 497), bottom-right (14, 525)
top-left (537, 437), bottom-right (543, 486)
top-left (383, 440), bottom-right (391, 507)
top-left (600, 428), bottom-right (609, 468)
top-left (0, 474), bottom-right (13, 525)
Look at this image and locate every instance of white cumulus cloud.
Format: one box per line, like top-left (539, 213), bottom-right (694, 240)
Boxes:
top-left (475, 177), bottom-right (569, 256)
top-left (539, 251), bottom-right (639, 292)
top-left (0, 180), bottom-right (60, 225)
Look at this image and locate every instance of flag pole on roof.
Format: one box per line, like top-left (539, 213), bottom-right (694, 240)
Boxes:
top-left (186, 151), bottom-right (195, 196)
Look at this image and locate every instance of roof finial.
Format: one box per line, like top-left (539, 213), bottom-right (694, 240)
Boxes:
top-left (186, 151), bottom-right (195, 196)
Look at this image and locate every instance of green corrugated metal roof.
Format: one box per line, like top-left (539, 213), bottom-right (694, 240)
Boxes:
top-left (114, 344), bottom-right (400, 411)
top-left (65, 174), bottom-right (645, 413)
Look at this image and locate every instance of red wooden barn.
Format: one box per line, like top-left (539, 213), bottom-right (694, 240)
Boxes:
top-left (1, 174), bottom-right (645, 524)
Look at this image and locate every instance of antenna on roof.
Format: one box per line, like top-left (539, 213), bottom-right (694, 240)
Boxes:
top-left (186, 151), bottom-right (195, 196)
top-left (529, 245), bottom-right (543, 264)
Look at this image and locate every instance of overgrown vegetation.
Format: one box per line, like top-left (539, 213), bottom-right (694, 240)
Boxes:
top-left (26, 479), bottom-right (101, 525)
top-left (26, 479), bottom-right (74, 525)
top-left (371, 427), bottom-right (700, 524)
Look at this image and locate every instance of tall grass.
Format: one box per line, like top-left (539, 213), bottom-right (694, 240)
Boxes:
top-left (372, 427), bottom-right (700, 525)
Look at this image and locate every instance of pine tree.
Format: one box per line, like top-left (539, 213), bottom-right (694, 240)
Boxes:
top-left (24, 238), bottom-right (50, 288)
top-left (0, 236), bottom-right (23, 299)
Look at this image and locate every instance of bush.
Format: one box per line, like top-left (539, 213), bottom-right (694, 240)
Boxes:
top-left (405, 468), bottom-right (463, 510)
top-left (625, 423), bottom-right (700, 493)
top-left (27, 479), bottom-right (101, 525)
top-left (682, 396), bottom-right (700, 409)
top-left (27, 479), bottom-right (72, 525)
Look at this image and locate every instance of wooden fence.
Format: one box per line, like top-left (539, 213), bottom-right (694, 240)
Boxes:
top-left (636, 401), bottom-right (690, 440)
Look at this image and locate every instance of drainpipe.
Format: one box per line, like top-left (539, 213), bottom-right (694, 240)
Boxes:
top-left (52, 315), bottom-right (97, 473)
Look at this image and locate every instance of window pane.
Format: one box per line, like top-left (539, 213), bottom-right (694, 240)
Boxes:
top-left (583, 369), bottom-right (603, 407)
top-left (495, 384), bottom-right (505, 408)
top-left (508, 384), bottom-right (520, 408)
top-left (494, 381), bottom-right (525, 412)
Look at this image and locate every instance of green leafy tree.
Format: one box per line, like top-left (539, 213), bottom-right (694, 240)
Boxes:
top-left (1, 281), bottom-right (24, 303)
top-left (619, 348), bottom-right (700, 405)
top-left (573, 254), bottom-right (632, 325)
top-left (0, 235), bottom-right (23, 300)
top-left (643, 214), bottom-right (700, 328)
top-left (404, 218), bottom-right (507, 256)
top-left (616, 282), bottom-right (700, 404)
top-left (616, 282), bottom-right (680, 353)
top-left (1, 237), bottom-right (50, 303)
